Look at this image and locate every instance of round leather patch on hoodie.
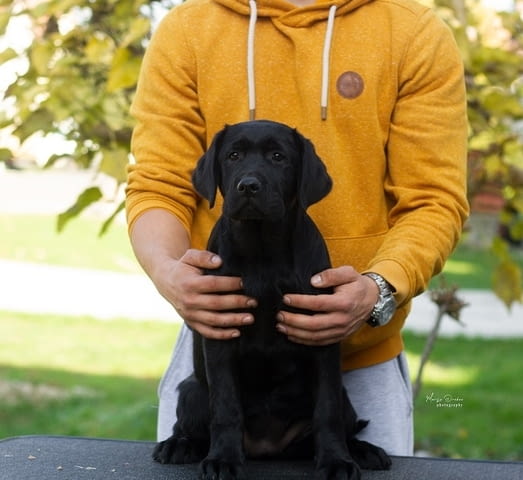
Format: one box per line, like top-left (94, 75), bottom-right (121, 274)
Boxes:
top-left (336, 71), bottom-right (364, 99)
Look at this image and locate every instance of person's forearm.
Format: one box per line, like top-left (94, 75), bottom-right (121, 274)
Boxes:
top-left (129, 208), bottom-right (190, 282)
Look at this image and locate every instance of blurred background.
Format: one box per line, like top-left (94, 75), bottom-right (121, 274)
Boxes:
top-left (1, 0), bottom-right (523, 461)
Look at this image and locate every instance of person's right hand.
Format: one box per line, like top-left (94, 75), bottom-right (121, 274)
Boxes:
top-left (153, 249), bottom-right (257, 340)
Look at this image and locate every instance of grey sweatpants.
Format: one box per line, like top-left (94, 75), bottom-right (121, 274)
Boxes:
top-left (157, 325), bottom-right (414, 456)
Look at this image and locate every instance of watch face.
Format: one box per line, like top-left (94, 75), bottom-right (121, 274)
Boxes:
top-left (374, 295), bottom-right (396, 326)
top-left (381, 297), bottom-right (397, 324)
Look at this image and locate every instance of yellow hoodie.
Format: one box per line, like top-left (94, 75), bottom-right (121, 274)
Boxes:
top-left (126, 0), bottom-right (469, 370)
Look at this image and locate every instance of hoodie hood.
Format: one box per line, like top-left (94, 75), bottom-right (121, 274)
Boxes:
top-left (214, 0), bottom-right (374, 120)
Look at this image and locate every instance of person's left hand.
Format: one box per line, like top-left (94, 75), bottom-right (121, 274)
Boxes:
top-left (276, 266), bottom-right (379, 346)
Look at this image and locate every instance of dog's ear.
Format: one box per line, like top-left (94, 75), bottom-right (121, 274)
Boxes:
top-left (295, 131), bottom-right (332, 208)
top-left (192, 127), bottom-right (227, 209)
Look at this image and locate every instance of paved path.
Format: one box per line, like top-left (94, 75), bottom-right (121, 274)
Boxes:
top-left (1, 258), bottom-right (522, 338)
top-left (408, 287), bottom-right (523, 338)
top-left (0, 168), bottom-right (123, 217)
top-left (0, 259), bottom-right (178, 322)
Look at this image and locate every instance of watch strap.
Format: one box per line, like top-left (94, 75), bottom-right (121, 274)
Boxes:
top-left (364, 272), bottom-right (396, 327)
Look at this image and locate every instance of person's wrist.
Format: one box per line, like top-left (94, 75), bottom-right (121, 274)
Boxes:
top-left (150, 255), bottom-right (179, 288)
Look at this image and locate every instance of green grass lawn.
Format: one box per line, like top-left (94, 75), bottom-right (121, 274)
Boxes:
top-left (0, 213), bottom-right (140, 273)
top-left (0, 311), bottom-right (180, 441)
top-left (1, 311), bottom-right (522, 461)
top-left (405, 331), bottom-right (523, 461)
top-left (432, 243), bottom-right (523, 290)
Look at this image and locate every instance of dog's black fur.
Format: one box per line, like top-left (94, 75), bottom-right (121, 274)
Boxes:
top-left (153, 120), bottom-right (392, 479)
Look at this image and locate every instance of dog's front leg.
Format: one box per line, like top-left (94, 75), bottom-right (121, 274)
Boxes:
top-left (312, 345), bottom-right (360, 480)
top-left (200, 338), bottom-right (245, 480)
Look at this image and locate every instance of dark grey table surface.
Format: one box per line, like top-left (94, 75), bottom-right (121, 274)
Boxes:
top-left (1, 435), bottom-right (522, 479)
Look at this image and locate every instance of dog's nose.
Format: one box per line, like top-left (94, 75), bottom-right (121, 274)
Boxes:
top-left (237, 177), bottom-right (261, 196)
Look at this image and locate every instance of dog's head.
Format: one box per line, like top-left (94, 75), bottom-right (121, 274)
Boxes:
top-left (192, 120), bottom-right (332, 220)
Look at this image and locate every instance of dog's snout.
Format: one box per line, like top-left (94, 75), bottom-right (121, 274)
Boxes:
top-left (237, 176), bottom-right (261, 196)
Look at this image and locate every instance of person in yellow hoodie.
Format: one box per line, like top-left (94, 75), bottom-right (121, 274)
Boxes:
top-left (126, 0), bottom-right (469, 455)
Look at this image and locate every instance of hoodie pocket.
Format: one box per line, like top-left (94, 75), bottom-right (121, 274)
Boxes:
top-left (325, 231), bottom-right (387, 270)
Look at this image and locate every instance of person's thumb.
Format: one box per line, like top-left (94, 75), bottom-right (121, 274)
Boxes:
top-left (182, 249), bottom-right (222, 269)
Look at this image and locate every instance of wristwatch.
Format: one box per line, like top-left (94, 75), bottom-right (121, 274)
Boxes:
top-left (364, 273), bottom-right (397, 327)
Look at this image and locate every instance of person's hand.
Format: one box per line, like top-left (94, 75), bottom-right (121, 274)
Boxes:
top-left (276, 266), bottom-right (379, 346)
top-left (153, 249), bottom-right (257, 340)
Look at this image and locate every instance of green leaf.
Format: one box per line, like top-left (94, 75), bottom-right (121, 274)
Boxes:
top-left (56, 187), bottom-right (103, 232)
top-left (99, 146), bottom-right (129, 184)
top-left (29, 1), bottom-right (55, 19)
top-left (102, 94), bottom-right (131, 131)
top-left (99, 200), bottom-right (125, 236)
top-left (480, 88), bottom-right (523, 118)
top-left (0, 47), bottom-right (18, 64)
top-left (35, 0), bottom-right (77, 17)
top-left (85, 33), bottom-right (115, 65)
top-left (43, 154), bottom-right (69, 169)
top-left (0, 148), bottom-right (12, 163)
top-left (13, 109), bottom-right (55, 142)
top-left (492, 260), bottom-right (523, 309)
top-left (491, 237), bottom-right (511, 262)
top-left (0, 9), bottom-right (11, 34)
top-left (511, 195), bottom-right (523, 214)
top-left (121, 17), bottom-right (150, 47)
top-left (106, 47), bottom-right (142, 92)
top-left (483, 154), bottom-right (507, 180)
top-left (30, 41), bottom-right (55, 75)
top-left (509, 222), bottom-right (523, 242)
top-left (503, 141), bottom-right (523, 169)
top-left (468, 130), bottom-right (496, 151)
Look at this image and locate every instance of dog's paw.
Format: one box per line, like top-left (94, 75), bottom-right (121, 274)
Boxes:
top-left (152, 435), bottom-right (205, 465)
top-left (199, 457), bottom-right (245, 480)
top-left (348, 438), bottom-right (392, 470)
top-left (315, 459), bottom-right (361, 480)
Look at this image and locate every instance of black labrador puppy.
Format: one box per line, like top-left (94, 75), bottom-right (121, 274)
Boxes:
top-left (153, 120), bottom-right (391, 479)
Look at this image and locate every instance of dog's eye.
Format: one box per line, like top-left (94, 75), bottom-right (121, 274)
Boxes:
top-left (228, 152), bottom-right (240, 161)
top-left (272, 152), bottom-right (285, 162)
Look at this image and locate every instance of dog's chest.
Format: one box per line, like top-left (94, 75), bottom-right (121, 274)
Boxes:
top-left (240, 267), bottom-right (291, 342)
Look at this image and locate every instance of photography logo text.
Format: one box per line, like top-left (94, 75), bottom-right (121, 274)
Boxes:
top-left (425, 392), bottom-right (464, 408)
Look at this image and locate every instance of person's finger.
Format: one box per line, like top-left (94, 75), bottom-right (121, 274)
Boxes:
top-left (189, 320), bottom-right (242, 340)
top-left (277, 309), bottom-right (348, 332)
top-left (276, 309), bottom-right (366, 346)
top-left (181, 248), bottom-right (223, 269)
top-left (187, 309), bottom-right (256, 340)
top-left (195, 292), bottom-right (257, 311)
top-left (310, 265), bottom-right (359, 288)
top-left (191, 309), bottom-right (254, 328)
top-left (276, 316), bottom-right (346, 345)
top-left (194, 274), bottom-right (244, 295)
top-left (282, 291), bottom-right (346, 313)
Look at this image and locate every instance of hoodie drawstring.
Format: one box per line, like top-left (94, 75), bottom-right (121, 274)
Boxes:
top-left (321, 5), bottom-right (337, 121)
top-left (248, 0), bottom-right (258, 120)
top-left (247, 1), bottom-right (337, 121)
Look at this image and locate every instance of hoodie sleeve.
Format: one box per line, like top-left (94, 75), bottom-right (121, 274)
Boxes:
top-left (126, 7), bottom-right (205, 234)
top-left (367, 11), bottom-right (469, 305)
